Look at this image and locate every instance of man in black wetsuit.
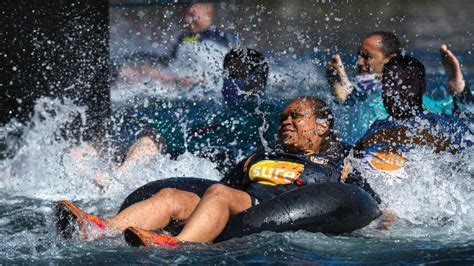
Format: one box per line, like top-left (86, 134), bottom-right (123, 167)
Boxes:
top-left (54, 97), bottom-right (378, 246)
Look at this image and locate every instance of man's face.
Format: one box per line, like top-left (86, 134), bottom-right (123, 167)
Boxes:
top-left (183, 4), bottom-right (213, 34)
top-left (279, 99), bottom-right (326, 153)
top-left (357, 35), bottom-right (389, 75)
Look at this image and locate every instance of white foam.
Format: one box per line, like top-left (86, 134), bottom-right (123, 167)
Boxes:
top-left (0, 97), bottom-right (221, 202)
top-left (351, 146), bottom-right (474, 234)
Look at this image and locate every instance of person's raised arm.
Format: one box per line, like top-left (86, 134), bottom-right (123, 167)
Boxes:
top-left (440, 44), bottom-right (465, 94)
top-left (440, 44), bottom-right (473, 116)
top-left (326, 54), bottom-right (354, 102)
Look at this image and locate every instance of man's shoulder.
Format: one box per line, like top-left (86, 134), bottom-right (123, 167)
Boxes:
top-left (199, 27), bottom-right (236, 47)
top-left (365, 118), bottom-right (394, 134)
top-left (416, 112), bottom-right (468, 131)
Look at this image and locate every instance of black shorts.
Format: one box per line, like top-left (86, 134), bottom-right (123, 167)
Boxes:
top-left (245, 183), bottom-right (293, 206)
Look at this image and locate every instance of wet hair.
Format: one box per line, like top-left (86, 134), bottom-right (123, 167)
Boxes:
top-left (382, 55), bottom-right (426, 119)
top-left (295, 96), bottom-right (343, 156)
top-left (365, 31), bottom-right (401, 56)
top-left (223, 48), bottom-right (269, 94)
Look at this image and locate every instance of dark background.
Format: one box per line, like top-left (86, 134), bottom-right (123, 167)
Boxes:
top-left (0, 0), bottom-right (110, 142)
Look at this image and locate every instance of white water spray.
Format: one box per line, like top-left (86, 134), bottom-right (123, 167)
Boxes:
top-left (0, 97), bottom-right (221, 201)
top-left (351, 147), bottom-right (474, 235)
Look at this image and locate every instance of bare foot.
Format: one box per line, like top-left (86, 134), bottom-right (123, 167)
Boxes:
top-left (440, 44), bottom-right (465, 94)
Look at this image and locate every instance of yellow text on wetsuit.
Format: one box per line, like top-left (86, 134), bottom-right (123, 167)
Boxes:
top-left (249, 160), bottom-right (304, 186)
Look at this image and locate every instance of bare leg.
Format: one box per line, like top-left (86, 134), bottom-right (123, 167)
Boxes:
top-left (175, 184), bottom-right (252, 243)
top-left (118, 135), bottom-right (161, 172)
top-left (107, 188), bottom-right (200, 231)
top-left (67, 144), bottom-right (99, 175)
top-left (93, 134), bottom-right (165, 187)
top-left (118, 129), bottom-right (167, 172)
top-left (66, 144), bottom-right (109, 189)
top-left (440, 44), bottom-right (465, 94)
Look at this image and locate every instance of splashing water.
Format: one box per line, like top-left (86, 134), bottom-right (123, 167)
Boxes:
top-left (351, 147), bottom-right (474, 238)
top-left (1, 78), bottom-right (474, 264)
top-left (1, 98), bottom-right (95, 198)
top-left (2, 1), bottom-right (474, 261)
top-left (0, 97), bottom-right (221, 202)
top-left (1, 95), bottom-right (473, 264)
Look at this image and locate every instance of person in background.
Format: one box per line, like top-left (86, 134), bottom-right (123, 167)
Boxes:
top-left (326, 31), bottom-right (472, 143)
top-left (118, 2), bottom-right (236, 87)
top-left (352, 55), bottom-right (471, 229)
top-left (354, 54), bottom-right (471, 174)
top-left (94, 48), bottom-right (275, 188)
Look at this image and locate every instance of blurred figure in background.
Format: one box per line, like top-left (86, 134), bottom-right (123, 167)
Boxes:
top-left (117, 2), bottom-right (236, 88)
top-left (354, 55), bottom-right (471, 185)
top-left (94, 48), bottom-right (274, 188)
top-left (326, 31), bottom-right (472, 144)
top-left (352, 55), bottom-right (472, 229)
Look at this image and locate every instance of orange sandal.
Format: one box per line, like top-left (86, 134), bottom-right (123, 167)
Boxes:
top-left (124, 227), bottom-right (179, 248)
top-left (54, 200), bottom-right (107, 240)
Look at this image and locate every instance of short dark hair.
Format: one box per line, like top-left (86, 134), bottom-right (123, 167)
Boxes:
top-left (382, 55), bottom-right (426, 119)
top-left (223, 48), bottom-right (268, 92)
top-left (365, 31), bottom-right (401, 56)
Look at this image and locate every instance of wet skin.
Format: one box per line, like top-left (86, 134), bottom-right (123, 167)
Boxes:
top-left (279, 99), bottom-right (328, 154)
top-left (357, 35), bottom-right (391, 75)
top-left (182, 3), bottom-right (214, 35)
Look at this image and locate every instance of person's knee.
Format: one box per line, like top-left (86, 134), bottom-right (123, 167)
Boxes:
top-left (153, 188), bottom-right (199, 216)
top-left (139, 128), bottom-right (167, 154)
top-left (203, 184), bottom-right (233, 199)
top-left (203, 184), bottom-right (252, 214)
top-left (125, 136), bottom-right (159, 161)
top-left (135, 136), bottom-right (159, 152)
top-left (153, 187), bottom-right (177, 199)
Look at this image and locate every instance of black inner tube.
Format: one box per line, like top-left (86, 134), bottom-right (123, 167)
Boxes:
top-left (118, 177), bottom-right (381, 242)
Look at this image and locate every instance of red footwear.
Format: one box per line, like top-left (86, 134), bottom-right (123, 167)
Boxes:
top-left (124, 227), bottom-right (180, 248)
top-left (54, 200), bottom-right (107, 240)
